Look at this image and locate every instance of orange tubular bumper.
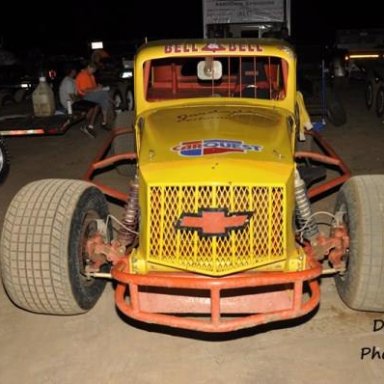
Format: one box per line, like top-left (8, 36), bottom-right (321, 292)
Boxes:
top-left (111, 255), bottom-right (322, 333)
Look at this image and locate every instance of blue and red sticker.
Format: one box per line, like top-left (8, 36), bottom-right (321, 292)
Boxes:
top-left (172, 139), bottom-right (263, 157)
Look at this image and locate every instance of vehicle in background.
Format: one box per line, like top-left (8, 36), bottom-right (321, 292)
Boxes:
top-left (364, 61), bottom-right (384, 120)
top-left (0, 48), bottom-right (35, 105)
top-left (331, 28), bottom-right (384, 81)
top-left (0, 64), bottom-right (35, 105)
top-left (0, 50), bottom-right (84, 108)
top-left (331, 29), bottom-right (384, 120)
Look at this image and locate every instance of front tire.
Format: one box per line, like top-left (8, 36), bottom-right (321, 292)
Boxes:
top-left (0, 179), bottom-right (109, 315)
top-left (0, 137), bottom-right (10, 182)
top-left (334, 175), bottom-right (384, 312)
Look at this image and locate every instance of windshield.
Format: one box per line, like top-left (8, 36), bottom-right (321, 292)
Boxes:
top-left (143, 55), bottom-right (288, 102)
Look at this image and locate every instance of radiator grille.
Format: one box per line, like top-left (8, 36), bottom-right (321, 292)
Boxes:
top-left (148, 185), bottom-right (285, 275)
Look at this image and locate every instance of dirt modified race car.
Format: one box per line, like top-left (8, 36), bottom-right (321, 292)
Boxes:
top-left (1, 38), bottom-right (384, 334)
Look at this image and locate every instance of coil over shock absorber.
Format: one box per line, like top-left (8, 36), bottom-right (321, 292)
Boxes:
top-left (117, 174), bottom-right (139, 248)
top-left (294, 169), bottom-right (319, 243)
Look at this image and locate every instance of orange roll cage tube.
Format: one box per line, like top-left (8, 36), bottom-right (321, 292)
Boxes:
top-left (83, 129), bottom-right (351, 204)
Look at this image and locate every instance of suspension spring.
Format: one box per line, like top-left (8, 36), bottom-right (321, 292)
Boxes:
top-left (295, 169), bottom-right (319, 241)
top-left (117, 175), bottom-right (139, 248)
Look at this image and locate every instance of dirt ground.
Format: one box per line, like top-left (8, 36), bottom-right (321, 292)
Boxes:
top-left (1, 81), bottom-right (384, 384)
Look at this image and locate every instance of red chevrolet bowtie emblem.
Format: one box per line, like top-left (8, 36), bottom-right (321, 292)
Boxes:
top-left (176, 208), bottom-right (253, 237)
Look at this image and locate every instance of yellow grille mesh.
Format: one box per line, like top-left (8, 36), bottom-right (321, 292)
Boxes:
top-left (148, 185), bottom-right (285, 275)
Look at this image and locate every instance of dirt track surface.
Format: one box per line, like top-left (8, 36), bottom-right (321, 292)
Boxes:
top-left (1, 82), bottom-right (384, 384)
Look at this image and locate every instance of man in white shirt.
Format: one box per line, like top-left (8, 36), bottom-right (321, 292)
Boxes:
top-left (59, 67), bottom-right (76, 111)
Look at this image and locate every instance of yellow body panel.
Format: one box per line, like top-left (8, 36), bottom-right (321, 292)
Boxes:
top-left (131, 38), bottom-right (304, 276)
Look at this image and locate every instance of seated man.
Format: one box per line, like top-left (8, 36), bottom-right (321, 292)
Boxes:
top-left (75, 61), bottom-right (112, 132)
top-left (59, 65), bottom-right (100, 138)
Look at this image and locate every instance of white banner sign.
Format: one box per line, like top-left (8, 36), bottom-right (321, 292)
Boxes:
top-left (203, 0), bottom-right (285, 24)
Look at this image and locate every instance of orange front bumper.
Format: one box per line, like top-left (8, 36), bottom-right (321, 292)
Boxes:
top-left (111, 254), bottom-right (322, 333)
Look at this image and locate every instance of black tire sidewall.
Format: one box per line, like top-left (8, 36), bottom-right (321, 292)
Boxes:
top-left (68, 186), bottom-right (109, 311)
top-left (334, 185), bottom-right (359, 304)
top-left (365, 81), bottom-right (374, 110)
top-left (333, 176), bottom-right (384, 312)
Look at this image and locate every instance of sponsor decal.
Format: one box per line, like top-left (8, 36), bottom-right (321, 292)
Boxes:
top-left (176, 109), bottom-right (243, 122)
top-left (176, 208), bottom-right (253, 237)
top-left (201, 43), bottom-right (227, 53)
top-left (172, 139), bottom-right (263, 157)
top-left (164, 43), bottom-right (263, 54)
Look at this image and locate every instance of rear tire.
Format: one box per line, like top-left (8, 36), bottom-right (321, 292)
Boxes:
top-left (0, 179), bottom-right (109, 315)
top-left (375, 85), bottom-right (384, 118)
top-left (365, 80), bottom-right (375, 110)
top-left (334, 175), bottom-right (384, 312)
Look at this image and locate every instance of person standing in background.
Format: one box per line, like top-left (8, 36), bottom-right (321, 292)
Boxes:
top-left (91, 48), bottom-right (110, 70)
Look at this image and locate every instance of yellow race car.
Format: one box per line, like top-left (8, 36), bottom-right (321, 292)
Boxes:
top-left (2, 38), bottom-right (384, 333)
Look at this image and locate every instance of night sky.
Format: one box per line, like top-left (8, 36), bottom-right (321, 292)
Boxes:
top-left (1, 0), bottom-right (383, 55)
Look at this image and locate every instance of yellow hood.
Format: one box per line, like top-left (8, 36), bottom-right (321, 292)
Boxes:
top-left (138, 105), bottom-right (294, 184)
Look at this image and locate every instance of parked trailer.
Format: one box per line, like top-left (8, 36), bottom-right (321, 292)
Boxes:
top-left (0, 112), bottom-right (85, 137)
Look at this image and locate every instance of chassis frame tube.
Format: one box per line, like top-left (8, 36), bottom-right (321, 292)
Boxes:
top-left (111, 254), bottom-right (322, 333)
